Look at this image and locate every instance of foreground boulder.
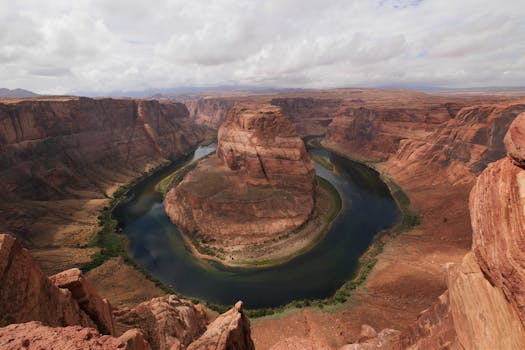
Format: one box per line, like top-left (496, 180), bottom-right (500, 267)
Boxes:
top-left (50, 268), bottom-right (115, 335)
top-left (115, 295), bottom-right (208, 350)
top-left (188, 301), bottom-right (255, 350)
top-left (0, 321), bottom-right (150, 350)
top-left (0, 234), bottom-right (94, 328)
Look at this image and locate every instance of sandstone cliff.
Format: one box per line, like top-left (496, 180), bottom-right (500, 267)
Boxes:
top-left (0, 97), bottom-right (204, 278)
top-left (344, 112), bottom-right (525, 350)
top-left (271, 97), bottom-right (343, 136)
top-left (165, 103), bottom-right (316, 260)
top-left (184, 97), bottom-right (235, 129)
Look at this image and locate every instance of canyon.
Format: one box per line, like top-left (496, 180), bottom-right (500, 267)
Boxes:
top-left (164, 103), bottom-right (318, 264)
top-left (1, 89), bottom-right (525, 349)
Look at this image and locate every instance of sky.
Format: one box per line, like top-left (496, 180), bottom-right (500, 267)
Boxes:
top-left (1, 0), bottom-right (524, 94)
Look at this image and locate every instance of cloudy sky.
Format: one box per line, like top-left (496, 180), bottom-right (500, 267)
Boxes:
top-left (1, 0), bottom-right (524, 94)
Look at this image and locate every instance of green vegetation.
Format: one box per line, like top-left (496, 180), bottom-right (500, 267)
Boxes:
top-left (155, 154), bottom-right (213, 196)
top-left (309, 152), bottom-right (334, 171)
top-left (380, 175), bottom-right (421, 233)
top-left (80, 161), bottom-right (176, 273)
top-left (155, 161), bottom-right (195, 195)
top-left (317, 176), bottom-right (342, 222)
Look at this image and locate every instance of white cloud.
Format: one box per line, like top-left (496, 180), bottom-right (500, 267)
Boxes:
top-left (0, 0), bottom-right (524, 94)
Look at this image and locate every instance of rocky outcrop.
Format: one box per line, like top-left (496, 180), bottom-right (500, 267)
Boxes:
top-left (50, 268), bottom-right (115, 335)
top-left (216, 103), bottom-right (315, 192)
top-left (114, 295), bottom-right (208, 350)
top-left (373, 112), bottom-right (525, 349)
top-left (470, 156), bottom-right (525, 325)
top-left (0, 233), bottom-right (94, 329)
top-left (504, 112), bottom-right (525, 167)
top-left (0, 321), bottom-right (150, 350)
top-left (187, 301), bottom-right (255, 350)
top-left (165, 103), bottom-right (316, 256)
top-left (391, 103), bottom-right (525, 185)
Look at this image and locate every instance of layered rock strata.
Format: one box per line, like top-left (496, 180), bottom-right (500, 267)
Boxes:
top-left (165, 103), bottom-right (316, 256)
top-left (0, 97), bottom-right (204, 280)
top-left (345, 112), bottom-right (525, 349)
top-left (114, 295), bottom-right (209, 350)
top-left (50, 268), bottom-right (115, 335)
top-left (0, 233), bottom-right (94, 329)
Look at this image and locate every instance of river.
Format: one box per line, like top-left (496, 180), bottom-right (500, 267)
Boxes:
top-left (114, 143), bottom-right (400, 308)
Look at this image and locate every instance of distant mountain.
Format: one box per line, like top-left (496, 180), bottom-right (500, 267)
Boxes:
top-left (0, 88), bottom-right (40, 98)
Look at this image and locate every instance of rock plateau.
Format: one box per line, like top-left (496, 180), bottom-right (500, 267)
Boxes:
top-left (165, 103), bottom-right (316, 262)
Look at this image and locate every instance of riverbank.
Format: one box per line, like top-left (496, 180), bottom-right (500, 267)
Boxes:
top-left (84, 140), bottom-right (408, 317)
top-left (172, 175), bottom-right (342, 268)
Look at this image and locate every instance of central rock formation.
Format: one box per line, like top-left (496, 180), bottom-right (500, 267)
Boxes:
top-left (165, 103), bottom-right (316, 260)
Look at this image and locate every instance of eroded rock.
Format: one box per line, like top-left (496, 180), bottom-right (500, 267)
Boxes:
top-left (0, 234), bottom-right (94, 329)
top-left (504, 112), bottom-right (525, 167)
top-left (114, 295), bottom-right (208, 350)
top-left (187, 301), bottom-right (255, 350)
top-left (50, 268), bottom-right (115, 335)
top-left (165, 103), bottom-right (315, 255)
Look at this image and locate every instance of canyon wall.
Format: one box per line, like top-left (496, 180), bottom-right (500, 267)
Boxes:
top-left (183, 97), bottom-right (235, 129)
top-left (0, 97), bottom-right (203, 201)
top-left (271, 97), bottom-right (343, 136)
top-left (0, 97), bottom-right (204, 275)
top-left (345, 112), bottom-right (525, 350)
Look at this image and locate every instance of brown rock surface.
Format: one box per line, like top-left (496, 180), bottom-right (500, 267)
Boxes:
top-left (271, 97), bottom-right (343, 136)
top-left (0, 96), bottom-right (203, 307)
top-left (114, 295), bottom-right (208, 350)
top-left (447, 253), bottom-right (525, 349)
top-left (50, 268), bottom-right (115, 335)
top-left (187, 301), bottom-right (255, 350)
top-left (0, 233), bottom-right (94, 329)
top-left (269, 336), bottom-right (333, 350)
top-left (470, 156), bottom-right (525, 324)
top-left (165, 103), bottom-right (315, 257)
top-left (397, 291), bottom-right (458, 349)
top-left (0, 321), bottom-right (151, 350)
top-left (504, 111), bottom-right (525, 167)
